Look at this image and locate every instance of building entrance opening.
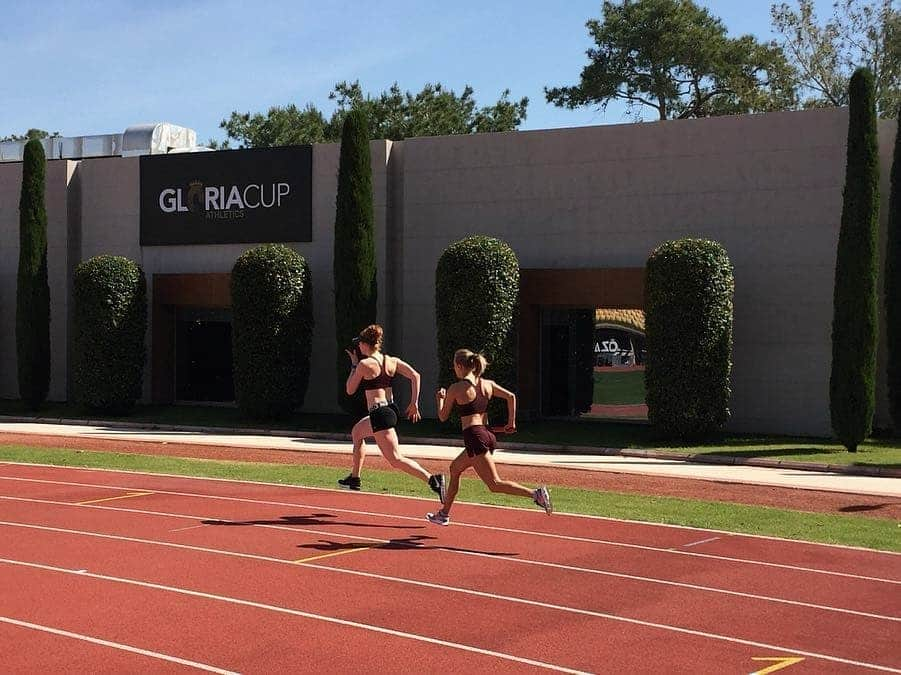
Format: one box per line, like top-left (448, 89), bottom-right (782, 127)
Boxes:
top-left (540, 309), bottom-right (594, 417)
top-left (175, 307), bottom-right (234, 402)
top-left (589, 308), bottom-right (647, 421)
top-left (539, 307), bottom-right (647, 421)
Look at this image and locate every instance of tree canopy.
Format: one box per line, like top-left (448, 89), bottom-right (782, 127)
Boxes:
top-left (771, 0), bottom-right (900, 117)
top-left (213, 81), bottom-right (528, 148)
top-left (545, 0), bottom-right (797, 121)
top-left (1, 129), bottom-right (60, 142)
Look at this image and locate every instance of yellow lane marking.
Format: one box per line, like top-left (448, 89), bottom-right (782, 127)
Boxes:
top-left (293, 546), bottom-right (373, 564)
top-left (750, 657), bottom-right (805, 674)
top-left (76, 492), bottom-right (153, 506)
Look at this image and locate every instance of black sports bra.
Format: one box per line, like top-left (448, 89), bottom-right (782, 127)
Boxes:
top-left (458, 379), bottom-right (489, 416)
top-left (360, 355), bottom-right (394, 391)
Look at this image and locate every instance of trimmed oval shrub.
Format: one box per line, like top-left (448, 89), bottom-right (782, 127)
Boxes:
top-left (435, 236), bottom-right (519, 421)
top-left (72, 255), bottom-right (147, 414)
top-left (645, 238), bottom-right (734, 439)
top-left (232, 244), bottom-right (314, 419)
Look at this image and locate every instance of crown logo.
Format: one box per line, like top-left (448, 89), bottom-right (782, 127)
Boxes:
top-left (186, 179), bottom-right (205, 213)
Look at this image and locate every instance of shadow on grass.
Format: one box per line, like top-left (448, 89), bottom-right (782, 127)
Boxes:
top-left (838, 503), bottom-right (900, 514)
top-left (696, 447), bottom-right (837, 458)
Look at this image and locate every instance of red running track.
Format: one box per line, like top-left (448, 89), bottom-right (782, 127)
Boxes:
top-left (0, 461), bottom-right (898, 674)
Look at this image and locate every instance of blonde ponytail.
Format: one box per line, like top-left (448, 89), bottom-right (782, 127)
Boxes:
top-left (454, 348), bottom-right (489, 377)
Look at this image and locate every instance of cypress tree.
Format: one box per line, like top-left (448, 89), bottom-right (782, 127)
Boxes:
top-left (16, 139), bottom-right (51, 409)
top-left (830, 69), bottom-right (880, 452)
top-left (886, 110), bottom-right (901, 430)
top-left (333, 109), bottom-right (376, 415)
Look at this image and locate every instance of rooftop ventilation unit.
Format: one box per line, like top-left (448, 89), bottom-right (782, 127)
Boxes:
top-left (0, 122), bottom-right (207, 162)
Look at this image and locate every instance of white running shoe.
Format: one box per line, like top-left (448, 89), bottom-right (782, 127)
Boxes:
top-left (533, 486), bottom-right (553, 515)
top-left (426, 510), bottom-right (450, 526)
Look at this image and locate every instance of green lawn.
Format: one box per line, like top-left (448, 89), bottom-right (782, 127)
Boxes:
top-left (2, 398), bottom-right (899, 468)
top-left (0, 445), bottom-right (897, 552)
top-left (592, 369), bottom-right (646, 405)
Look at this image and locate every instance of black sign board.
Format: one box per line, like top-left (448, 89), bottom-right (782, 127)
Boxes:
top-left (140, 145), bottom-right (312, 246)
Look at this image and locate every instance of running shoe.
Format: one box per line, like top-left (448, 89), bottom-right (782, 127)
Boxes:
top-left (426, 510), bottom-right (450, 526)
top-left (533, 486), bottom-right (553, 515)
top-left (429, 473), bottom-right (447, 504)
top-left (337, 474), bottom-right (361, 491)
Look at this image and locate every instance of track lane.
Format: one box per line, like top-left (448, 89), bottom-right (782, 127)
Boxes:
top-left (1, 509), bottom-right (898, 672)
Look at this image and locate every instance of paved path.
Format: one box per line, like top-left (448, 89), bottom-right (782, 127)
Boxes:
top-left (1, 421), bottom-right (898, 498)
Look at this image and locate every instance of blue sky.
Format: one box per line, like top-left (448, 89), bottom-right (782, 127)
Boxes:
top-left (1, 0), bottom-right (784, 143)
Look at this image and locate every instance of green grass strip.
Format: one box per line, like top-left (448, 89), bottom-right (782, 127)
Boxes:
top-left (0, 445), bottom-right (897, 552)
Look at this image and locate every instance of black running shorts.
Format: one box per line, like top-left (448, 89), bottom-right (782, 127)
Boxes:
top-left (369, 402), bottom-right (399, 432)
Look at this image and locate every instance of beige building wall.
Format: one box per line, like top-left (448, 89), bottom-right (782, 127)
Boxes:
top-left (0, 109), bottom-right (897, 436)
top-left (0, 162), bottom-right (23, 399)
top-left (0, 160), bottom-right (73, 401)
top-left (394, 108), bottom-right (895, 436)
top-left (69, 142), bottom-right (390, 412)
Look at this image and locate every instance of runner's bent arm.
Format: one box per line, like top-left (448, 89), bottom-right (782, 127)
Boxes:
top-left (435, 383), bottom-right (457, 422)
top-left (488, 380), bottom-right (517, 432)
top-left (394, 358), bottom-right (422, 422)
top-left (345, 351), bottom-right (374, 396)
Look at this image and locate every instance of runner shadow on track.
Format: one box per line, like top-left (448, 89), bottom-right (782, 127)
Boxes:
top-left (296, 537), bottom-right (519, 557)
top-left (201, 514), bottom-right (423, 530)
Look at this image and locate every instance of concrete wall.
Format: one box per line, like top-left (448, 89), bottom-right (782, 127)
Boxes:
top-left (0, 161), bottom-right (23, 399)
top-left (68, 142), bottom-right (390, 412)
top-left (0, 160), bottom-right (73, 401)
top-left (395, 108), bottom-right (895, 436)
top-left (0, 109), bottom-right (897, 436)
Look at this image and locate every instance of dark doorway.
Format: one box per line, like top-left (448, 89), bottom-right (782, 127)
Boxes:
top-left (540, 309), bottom-right (595, 417)
top-left (175, 308), bottom-right (234, 402)
top-left (542, 323), bottom-right (570, 415)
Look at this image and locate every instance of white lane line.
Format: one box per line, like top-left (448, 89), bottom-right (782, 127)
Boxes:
top-left (0, 616), bottom-right (239, 674)
top-left (0, 557), bottom-right (590, 675)
top-left (1, 555), bottom-right (898, 674)
top-left (1, 517), bottom-right (897, 623)
top-left (682, 537), bottom-right (721, 548)
top-left (1, 477), bottom-right (895, 584)
top-left (3, 461), bottom-right (898, 555)
top-left (170, 525), bottom-right (206, 533)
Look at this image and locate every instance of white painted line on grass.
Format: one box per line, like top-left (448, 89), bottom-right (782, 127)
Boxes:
top-left (0, 615), bottom-right (239, 674)
top-left (1, 516), bottom-right (897, 623)
top-left (0, 481), bottom-right (896, 585)
top-left (3, 461), bottom-right (898, 555)
top-left (0, 557), bottom-right (590, 675)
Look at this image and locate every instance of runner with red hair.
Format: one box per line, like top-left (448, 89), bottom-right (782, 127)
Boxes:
top-left (340, 324), bottom-right (446, 502)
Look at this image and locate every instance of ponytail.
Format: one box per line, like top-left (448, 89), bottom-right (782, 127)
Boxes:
top-left (454, 348), bottom-right (489, 377)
